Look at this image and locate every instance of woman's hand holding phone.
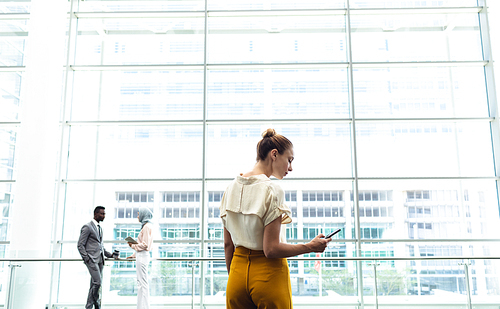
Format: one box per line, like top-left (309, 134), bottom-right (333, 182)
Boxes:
top-left (306, 234), bottom-right (331, 253)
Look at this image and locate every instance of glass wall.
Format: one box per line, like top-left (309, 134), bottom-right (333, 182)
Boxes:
top-left (0, 0), bottom-right (29, 304)
top-left (3, 0), bottom-right (500, 308)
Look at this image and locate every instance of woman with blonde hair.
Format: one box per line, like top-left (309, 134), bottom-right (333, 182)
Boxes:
top-left (220, 128), bottom-right (331, 308)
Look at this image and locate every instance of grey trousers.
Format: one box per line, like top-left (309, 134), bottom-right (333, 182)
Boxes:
top-left (85, 260), bottom-right (104, 309)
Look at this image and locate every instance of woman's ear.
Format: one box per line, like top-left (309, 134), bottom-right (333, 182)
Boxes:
top-left (270, 149), bottom-right (278, 160)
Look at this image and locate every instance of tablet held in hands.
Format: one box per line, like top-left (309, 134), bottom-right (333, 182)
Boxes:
top-left (125, 236), bottom-right (138, 244)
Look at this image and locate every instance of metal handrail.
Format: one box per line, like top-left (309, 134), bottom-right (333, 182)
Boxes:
top-left (1, 255), bottom-right (499, 262)
top-left (6, 256), bottom-right (493, 309)
top-left (51, 237), bottom-right (500, 244)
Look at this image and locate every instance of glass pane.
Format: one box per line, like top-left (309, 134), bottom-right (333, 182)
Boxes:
top-left (0, 182), bottom-right (12, 243)
top-left (0, 258), bottom-right (8, 306)
top-left (357, 179), bottom-right (500, 241)
top-left (75, 17), bottom-right (205, 65)
top-left (470, 259), bottom-right (500, 301)
top-left (208, 0), bottom-right (346, 10)
top-left (67, 125), bottom-right (203, 179)
top-left (207, 68), bottom-right (349, 120)
top-left (204, 246), bottom-right (227, 299)
top-left (0, 72), bottom-right (22, 121)
top-left (207, 14), bottom-right (347, 64)
top-left (0, 20), bottom-right (28, 66)
top-left (206, 181), bottom-right (229, 240)
top-left (70, 70), bottom-right (204, 121)
top-left (355, 121), bottom-right (495, 177)
top-left (298, 250), bottom-right (354, 297)
top-left (0, 1), bottom-right (30, 13)
top-left (351, 13), bottom-right (482, 62)
top-left (77, 0), bottom-right (205, 12)
top-left (57, 259), bottom-right (201, 305)
top-left (206, 124), bottom-right (352, 178)
top-left (350, 0), bottom-right (479, 8)
top-left (0, 128), bottom-right (16, 181)
top-left (61, 181), bottom-right (202, 242)
top-left (369, 259), bottom-right (469, 305)
top-left (0, 181), bottom-right (12, 281)
top-left (316, 260), bottom-right (357, 297)
top-left (353, 66), bottom-right (488, 118)
top-left (150, 259), bottom-right (200, 297)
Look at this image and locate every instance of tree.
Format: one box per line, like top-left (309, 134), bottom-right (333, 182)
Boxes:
top-left (311, 268), bottom-right (357, 296)
top-left (150, 261), bottom-right (178, 296)
top-left (110, 267), bottom-right (136, 296)
top-left (369, 266), bottom-right (415, 296)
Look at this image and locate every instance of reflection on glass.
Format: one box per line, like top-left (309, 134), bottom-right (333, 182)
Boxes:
top-left (353, 66), bottom-right (488, 118)
top-left (351, 13), bottom-right (482, 62)
top-left (355, 121), bottom-right (494, 177)
top-left (70, 70), bottom-right (204, 121)
top-left (0, 2), bottom-right (30, 13)
top-left (350, 0), bottom-right (479, 8)
top-left (0, 180), bottom-right (12, 307)
top-left (77, 0), bottom-right (205, 12)
top-left (207, 68), bottom-right (349, 119)
top-left (0, 73), bottom-right (22, 122)
top-left (0, 20), bottom-right (28, 66)
top-left (208, 15), bottom-right (346, 64)
top-left (67, 125), bottom-right (203, 179)
top-left (0, 128), bottom-right (16, 181)
top-left (75, 18), bottom-right (205, 65)
top-left (2, 21), bottom-right (27, 286)
top-left (208, 0), bottom-right (346, 10)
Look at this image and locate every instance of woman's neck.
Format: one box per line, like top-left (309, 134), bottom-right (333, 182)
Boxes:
top-left (242, 160), bottom-right (272, 178)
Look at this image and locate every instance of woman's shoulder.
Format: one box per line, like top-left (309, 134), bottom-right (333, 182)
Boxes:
top-left (267, 180), bottom-right (284, 193)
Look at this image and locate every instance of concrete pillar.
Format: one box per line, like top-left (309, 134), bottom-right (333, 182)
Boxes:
top-left (7, 0), bottom-right (66, 307)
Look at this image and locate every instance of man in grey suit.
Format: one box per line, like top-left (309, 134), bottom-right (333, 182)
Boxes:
top-left (78, 206), bottom-right (115, 309)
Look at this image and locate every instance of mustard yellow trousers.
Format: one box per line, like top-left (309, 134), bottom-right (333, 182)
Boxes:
top-left (226, 247), bottom-right (293, 309)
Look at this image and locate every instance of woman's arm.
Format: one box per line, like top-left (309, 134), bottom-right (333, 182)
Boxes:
top-left (131, 224), bottom-right (153, 252)
top-left (126, 224), bottom-right (153, 259)
top-left (263, 216), bottom-right (330, 259)
top-left (223, 227), bottom-right (235, 272)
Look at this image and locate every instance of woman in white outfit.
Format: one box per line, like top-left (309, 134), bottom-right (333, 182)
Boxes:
top-left (127, 207), bottom-right (154, 309)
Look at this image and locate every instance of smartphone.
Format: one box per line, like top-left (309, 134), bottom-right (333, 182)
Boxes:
top-left (322, 228), bottom-right (342, 239)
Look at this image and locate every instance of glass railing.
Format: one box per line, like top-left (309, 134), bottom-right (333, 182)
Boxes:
top-left (2, 255), bottom-right (500, 309)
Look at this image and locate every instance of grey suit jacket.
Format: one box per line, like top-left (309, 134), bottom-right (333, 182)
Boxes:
top-left (77, 221), bottom-right (112, 265)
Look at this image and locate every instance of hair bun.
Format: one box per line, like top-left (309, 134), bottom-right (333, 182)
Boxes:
top-left (262, 128), bottom-right (276, 138)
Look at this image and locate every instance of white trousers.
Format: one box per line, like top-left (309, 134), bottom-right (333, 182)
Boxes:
top-left (136, 251), bottom-right (150, 309)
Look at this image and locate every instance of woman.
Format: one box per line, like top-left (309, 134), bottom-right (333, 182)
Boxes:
top-left (220, 128), bottom-right (331, 309)
top-left (127, 207), bottom-right (154, 309)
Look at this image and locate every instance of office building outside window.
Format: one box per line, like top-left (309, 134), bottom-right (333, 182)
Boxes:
top-left (2, 0), bottom-right (500, 307)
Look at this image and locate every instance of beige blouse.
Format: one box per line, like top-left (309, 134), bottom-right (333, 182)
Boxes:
top-left (130, 222), bottom-right (153, 258)
top-left (219, 174), bottom-right (292, 250)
